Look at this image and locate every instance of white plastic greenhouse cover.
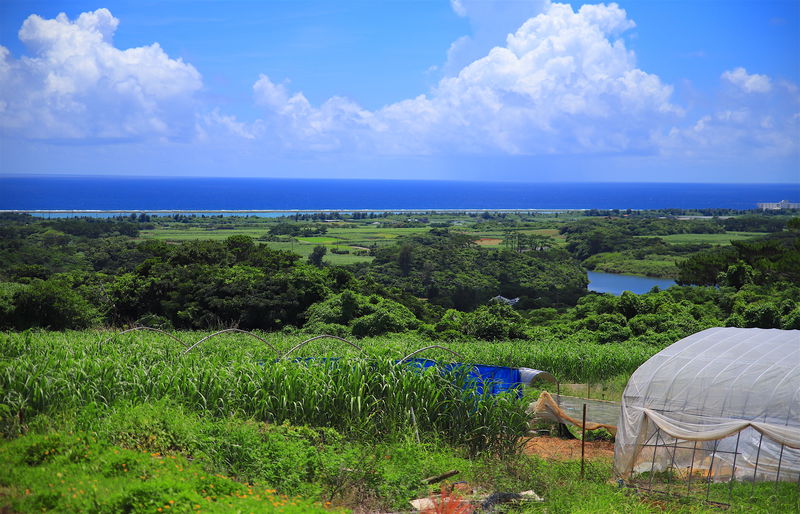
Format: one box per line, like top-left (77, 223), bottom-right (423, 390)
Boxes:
top-left (615, 327), bottom-right (800, 482)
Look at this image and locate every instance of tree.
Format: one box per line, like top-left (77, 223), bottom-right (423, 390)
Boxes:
top-left (397, 244), bottom-right (413, 276)
top-left (304, 290), bottom-right (420, 337)
top-left (717, 261), bottom-right (754, 289)
top-left (12, 279), bottom-right (98, 330)
top-left (225, 235), bottom-right (256, 262)
top-left (308, 245), bottom-right (327, 268)
top-left (460, 303), bottom-right (528, 340)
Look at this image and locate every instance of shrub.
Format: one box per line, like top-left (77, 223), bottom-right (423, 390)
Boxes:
top-left (304, 291), bottom-right (419, 337)
top-left (781, 307), bottom-right (800, 330)
top-left (460, 304), bottom-right (527, 341)
top-left (741, 302), bottom-right (781, 328)
top-left (0, 282), bottom-right (26, 329)
top-left (12, 279), bottom-right (98, 330)
top-left (596, 322), bottom-right (632, 344)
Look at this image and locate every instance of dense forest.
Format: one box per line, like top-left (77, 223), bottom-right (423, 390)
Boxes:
top-left (1, 213), bottom-right (798, 344)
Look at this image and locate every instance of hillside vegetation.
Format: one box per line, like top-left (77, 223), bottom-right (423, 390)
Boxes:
top-left (1, 212), bottom-right (798, 338)
top-left (1, 210), bottom-right (799, 512)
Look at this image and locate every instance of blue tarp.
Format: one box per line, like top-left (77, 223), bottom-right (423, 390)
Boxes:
top-left (263, 357), bottom-right (526, 397)
top-left (399, 358), bottom-right (524, 397)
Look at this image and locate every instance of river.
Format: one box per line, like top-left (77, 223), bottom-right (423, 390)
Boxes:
top-left (587, 271), bottom-right (677, 295)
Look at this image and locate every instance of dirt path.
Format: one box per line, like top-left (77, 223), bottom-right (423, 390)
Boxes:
top-left (523, 436), bottom-right (614, 460)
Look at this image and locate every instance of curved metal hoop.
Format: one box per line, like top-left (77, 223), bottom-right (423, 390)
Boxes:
top-left (182, 328), bottom-right (279, 355)
top-left (280, 334), bottom-right (365, 360)
top-left (101, 326), bottom-right (190, 348)
top-left (398, 345), bottom-right (466, 364)
top-left (397, 345), bottom-right (484, 388)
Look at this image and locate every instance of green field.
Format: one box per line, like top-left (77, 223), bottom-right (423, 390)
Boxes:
top-left (324, 226), bottom-right (437, 247)
top-left (261, 242), bottom-right (374, 265)
top-left (138, 219), bottom-right (568, 248)
top-left (139, 226), bottom-right (268, 241)
top-left (295, 236), bottom-right (342, 244)
top-left (583, 252), bottom-right (681, 278)
top-left (638, 231), bottom-right (767, 245)
top-left (136, 220), bottom-right (570, 263)
top-left (138, 229), bottom-right (375, 265)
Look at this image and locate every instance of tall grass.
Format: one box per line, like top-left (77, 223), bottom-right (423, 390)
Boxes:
top-left (4, 329), bottom-right (658, 382)
top-left (0, 331), bottom-right (529, 455)
top-left (278, 332), bottom-right (656, 384)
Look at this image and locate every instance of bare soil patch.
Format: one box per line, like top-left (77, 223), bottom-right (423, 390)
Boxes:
top-left (523, 436), bottom-right (614, 461)
top-left (476, 238), bottom-right (502, 246)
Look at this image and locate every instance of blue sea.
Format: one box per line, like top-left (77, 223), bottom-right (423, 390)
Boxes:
top-left (1, 177), bottom-right (798, 211)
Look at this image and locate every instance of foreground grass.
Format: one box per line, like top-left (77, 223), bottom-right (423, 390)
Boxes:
top-left (0, 431), bottom-right (327, 513)
top-left (2, 402), bottom-right (795, 513)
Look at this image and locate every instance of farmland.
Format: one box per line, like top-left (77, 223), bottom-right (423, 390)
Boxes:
top-left (2, 330), bottom-right (796, 512)
top-left (135, 215), bottom-right (571, 266)
top-left (635, 231), bottom-right (766, 245)
top-left (133, 213), bottom-right (774, 277)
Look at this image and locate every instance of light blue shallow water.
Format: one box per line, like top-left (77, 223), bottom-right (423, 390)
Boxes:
top-left (587, 271), bottom-right (677, 295)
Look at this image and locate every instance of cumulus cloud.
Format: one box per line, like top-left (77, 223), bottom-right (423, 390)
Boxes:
top-left (252, 2), bottom-right (678, 156)
top-left (245, 2), bottom-right (798, 162)
top-left (443, 0), bottom-right (551, 75)
top-left (659, 72), bottom-right (798, 158)
top-left (721, 67), bottom-right (772, 93)
top-left (197, 110), bottom-right (263, 141)
top-left (252, 74), bottom-right (374, 152)
top-left (0, 8), bottom-right (202, 140)
top-left (3, 4), bottom-right (795, 167)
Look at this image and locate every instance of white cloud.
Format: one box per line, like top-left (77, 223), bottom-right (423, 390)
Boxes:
top-left (721, 67), bottom-right (772, 93)
top-left (443, 0), bottom-right (551, 75)
top-left (2, 4), bottom-right (795, 169)
top-left (245, 2), bottom-right (797, 163)
top-left (0, 8), bottom-right (202, 140)
top-left (252, 2), bottom-right (678, 156)
top-left (253, 74), bottom-right (374, 152)
top-left (659, 72), bottom-right (798, 158)
top-left (197, 110), bottom-right (263, 141)
top-left (450, 0), bottom-right (467, 17)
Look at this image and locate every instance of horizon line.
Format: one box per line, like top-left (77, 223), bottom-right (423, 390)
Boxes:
top-left (1, 174), bottom-right (798, 186)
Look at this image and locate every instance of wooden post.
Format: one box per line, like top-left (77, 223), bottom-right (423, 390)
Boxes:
top-left (580, 403), bottom-right (587, 479)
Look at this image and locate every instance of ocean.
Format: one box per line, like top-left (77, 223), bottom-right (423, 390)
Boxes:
top-left (1, 177), bottom-right (798, 211)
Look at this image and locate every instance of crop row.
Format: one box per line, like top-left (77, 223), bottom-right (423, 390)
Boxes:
top-left (2, 329), bottom-right (658, 382)
top-left (0, 331), bottom-right (533, 455)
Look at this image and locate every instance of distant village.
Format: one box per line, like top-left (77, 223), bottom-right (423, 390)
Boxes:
top-left (757, 200), bottom-right (800, 210)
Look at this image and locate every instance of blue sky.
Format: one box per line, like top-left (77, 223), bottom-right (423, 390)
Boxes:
top-left (0, 0), bottom-right (798, 182)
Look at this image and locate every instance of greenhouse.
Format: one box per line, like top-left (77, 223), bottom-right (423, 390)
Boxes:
top-left (615, 327), bottom-right (800, 485)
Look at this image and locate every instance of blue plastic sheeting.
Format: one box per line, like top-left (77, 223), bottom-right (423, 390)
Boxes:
top-left (261, 357), bottom-right (526, 398)
top-left (401, 358), bottom-right (524, 398)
